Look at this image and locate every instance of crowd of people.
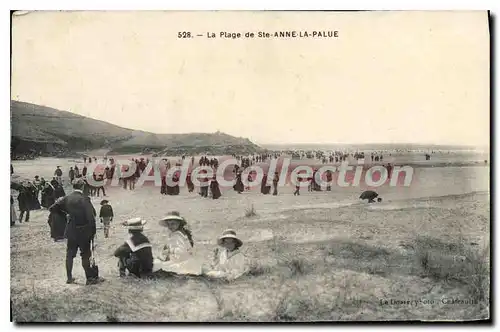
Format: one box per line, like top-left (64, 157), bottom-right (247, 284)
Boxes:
top-left (10, 173), bottom-right (66, 226)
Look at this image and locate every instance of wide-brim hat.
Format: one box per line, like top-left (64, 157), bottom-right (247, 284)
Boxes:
top-left (100, 200), bottom-right (109, 205)
top-left (217, 229), bottom-right (243, 248)
top-left (122, 217), bottom-right (147, 230)
top-left (159, 214), bottom-right (186, 228)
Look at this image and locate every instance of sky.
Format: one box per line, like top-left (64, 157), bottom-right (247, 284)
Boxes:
top-left (11, 11), bottom-right (490, 146)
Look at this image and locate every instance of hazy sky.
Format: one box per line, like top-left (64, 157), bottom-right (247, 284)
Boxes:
top-left (11, 11), bottom-right (490, 146)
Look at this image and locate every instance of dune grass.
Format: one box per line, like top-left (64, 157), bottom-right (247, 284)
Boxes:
top-left (413, 236), bottom-right (490, 301)
top-left (11, 189), bottom-right (490, 322)
top-left (12, 232), bottom-right (490, 322)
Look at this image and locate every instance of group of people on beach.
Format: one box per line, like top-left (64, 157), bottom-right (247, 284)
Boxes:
top-left (10, 150), bottom-right (394, 287)
top-left (10, 173), bottom-right (66, 226)
top-left (114, 214), bottom-right (247, 281)
top-left (44, 178), bottom-right (247, 285)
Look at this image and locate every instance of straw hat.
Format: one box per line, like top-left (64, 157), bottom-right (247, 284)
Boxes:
top-left (122, 217), bottom-right (147, 231)
top-left (158, 212), bottom-right (186, 228)
top-left (217, 229), bottom-right (243, 248)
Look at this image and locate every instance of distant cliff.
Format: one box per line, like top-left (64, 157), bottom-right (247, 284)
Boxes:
top-left (10, 100), bottom-right (265, 158)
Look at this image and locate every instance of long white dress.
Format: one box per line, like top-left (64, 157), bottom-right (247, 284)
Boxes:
top-left (204, 247), bottom-right (249, 281)
top-left (152, 231), bottom-right (202, 275)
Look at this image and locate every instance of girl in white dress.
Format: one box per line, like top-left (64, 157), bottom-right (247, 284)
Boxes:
top-left (153, 212), bottom-right (201, 275)
top-left (203, 229), bottom-right (249, 281)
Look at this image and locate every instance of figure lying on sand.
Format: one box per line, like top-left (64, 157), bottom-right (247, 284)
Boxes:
top-left (359, 190), bottom-right (383, 203)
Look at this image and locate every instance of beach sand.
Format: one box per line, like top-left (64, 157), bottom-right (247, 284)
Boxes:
top-left (10, 156), bottom-right (490, 322)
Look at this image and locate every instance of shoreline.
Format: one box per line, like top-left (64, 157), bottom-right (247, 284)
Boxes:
top-left (11, 156), bottom-right (489, 169)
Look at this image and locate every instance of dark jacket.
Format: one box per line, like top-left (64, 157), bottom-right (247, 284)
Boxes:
top-left (54, 185), bottom-right (66, 199)
top-left (87, 197), bottom-right (96, 217)
top-left (99, 204), bottom-right (114, 218)
top-left (48, 203), bottom-right (67, 240)
top-left (114, 232), bottom-right (153, 277)
top-left (49, 190), bottom-right (96, 241)
top-left (41, 185), bottom-right (55, 209)
top-left (82, 181), bottom-right (90, 197)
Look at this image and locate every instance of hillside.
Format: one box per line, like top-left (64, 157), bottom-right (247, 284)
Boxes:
top-left (10, 100), bottom-right (264, 158)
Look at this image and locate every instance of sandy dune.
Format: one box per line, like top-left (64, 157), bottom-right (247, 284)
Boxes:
top-left (10, 158), bottom-right (490, 322)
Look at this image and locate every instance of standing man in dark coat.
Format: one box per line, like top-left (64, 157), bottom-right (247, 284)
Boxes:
top-left (49, 179), bottom-right (104, 285)
top-left (27, 182), bottom-right (41, 210)
top-left (17, 185), bottom-right (33, 222)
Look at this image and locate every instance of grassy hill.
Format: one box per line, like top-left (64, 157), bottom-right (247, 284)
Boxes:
top-left (10, 100), bottom-right (264, 157)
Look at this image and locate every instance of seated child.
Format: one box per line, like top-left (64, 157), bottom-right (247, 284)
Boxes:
top-left (113, 218), bottom-right (153, 278)
top-left (203, 229), bottom-right (249, 281)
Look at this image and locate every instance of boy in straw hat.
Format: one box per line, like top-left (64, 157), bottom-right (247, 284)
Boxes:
top-left (202, 229), bottom-right (249, 281)
top-left (113, 218), bottom-right (153, 278)
top-left (99, 200), bottom-right (114, 238)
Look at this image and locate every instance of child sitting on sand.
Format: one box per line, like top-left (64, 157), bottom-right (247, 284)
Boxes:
top-left (113, 218), bottom-right (153, 278)
top-left (202, 229), bottom-right (249, 281)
